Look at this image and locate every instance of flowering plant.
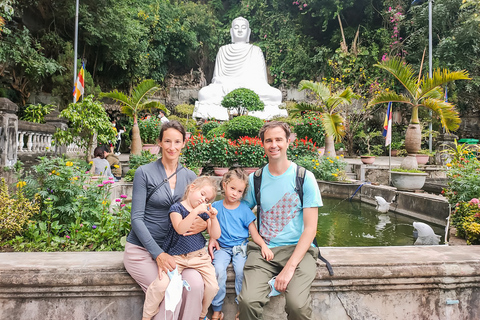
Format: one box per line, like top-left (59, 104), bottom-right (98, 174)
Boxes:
top-left (208, 135), bottom-right (236, 168)
top-left (139, 116), bottom-right (162, 144)
top-left (442, 156), bottom-right (480, 205)
top-left (287, 137), bottom-right (319, 159)
top-left (182, 134), bottom-right (210, 169)
top-left (296, 155), bottom-right (347, 181)
top-left (451, 199), bottom-right (480, 245)
top-left (234, 136), bottom-right (267, 168)
top-left (293, 111), bottom-right (325, 146)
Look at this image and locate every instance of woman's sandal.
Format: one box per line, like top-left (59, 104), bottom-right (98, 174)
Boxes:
top-left (235, 311), bottom-right (240, 320)
top-left (211, 312), bottom-right (224, 320)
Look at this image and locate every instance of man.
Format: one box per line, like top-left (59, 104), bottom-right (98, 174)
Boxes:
top-left (238, 121), bottom-right (322, 320)
top-left (103, 146), bottom-right (122, 181)
top-left (158, 110), bottom-right (169, 124)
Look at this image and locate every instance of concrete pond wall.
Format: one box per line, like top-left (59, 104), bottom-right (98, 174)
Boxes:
top-left (1, 246), bottom-right (479, 320)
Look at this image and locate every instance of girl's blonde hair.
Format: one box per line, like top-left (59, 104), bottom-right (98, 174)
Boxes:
top-left (220, 168), bottom-right (249, 197)
top-left (183, 176), bottom-right (218, 201)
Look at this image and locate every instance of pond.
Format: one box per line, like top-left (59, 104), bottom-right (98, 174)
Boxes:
top-left (316, 197), bottom-right (446, 247)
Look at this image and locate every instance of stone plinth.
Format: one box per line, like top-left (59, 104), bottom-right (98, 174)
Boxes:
top-left (1, 246), bottom-right (479, 319)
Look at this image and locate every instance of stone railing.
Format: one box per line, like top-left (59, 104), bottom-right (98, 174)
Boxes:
top-left (1, 246), bottom-right (479, 319)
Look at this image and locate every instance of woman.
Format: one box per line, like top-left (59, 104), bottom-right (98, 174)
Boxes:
top-left (91, 146), bottom-right (113, 177)
top-left (124, 121), bottom-right (207, 319)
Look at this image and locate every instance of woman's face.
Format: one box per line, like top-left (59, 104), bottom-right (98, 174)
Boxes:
top-left (159, 128), bottom-right (185, 162)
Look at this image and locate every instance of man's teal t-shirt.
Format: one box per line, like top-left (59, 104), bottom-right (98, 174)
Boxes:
top-left (244, 162), bottom-right (323, 248)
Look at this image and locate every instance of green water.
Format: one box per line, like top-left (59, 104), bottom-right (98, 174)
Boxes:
top-left (315, 198), bottom-right (445, 247)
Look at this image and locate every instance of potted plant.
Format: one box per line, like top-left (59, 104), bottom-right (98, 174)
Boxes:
top-left (207, 135), bottom-right (236, 175)
top-left (234, 137), bottom-right (267, 173)
top-left (390, 168), bottom-right (428, 191)
top-left (221, 88), bottom-right (264, 117)
top-left (357, 130), bottom-right (382, 164)
top-left (369, 57), bottom-right (469, 168)
top-left (182, 134), bottom-right (209, 175)
top-left (138, 117), bottom-right (162, 154)
top-left (416, 150), bottom-right (434, 165)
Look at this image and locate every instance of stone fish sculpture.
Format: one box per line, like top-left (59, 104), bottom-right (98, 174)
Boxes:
top-left (413, 221), bottom-right (441, 245)
top-left (193, 17), bottom-right (287, 120)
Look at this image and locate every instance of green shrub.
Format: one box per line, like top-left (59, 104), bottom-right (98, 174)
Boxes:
top-left (451, 199), bottom-right (480, 245)
top-left (201, 121), bottom-right (221, 136)
top-left (139, 117), bottom-right (162, 144)
top-left (443, 158), bottom-right (480, 205)
top-left (234, 137), bottom-right (267, 168)
top-left (125, 150), bottom-right (157, 182)
top-left (0, 179), bottom-right (40, 240)
top-left (293, 111), bottom-right (325, 147)
top-left (296, 156), bottom-right (347, 181)
top-left (208, 136), bottom-right (236, 167)
top-left (221, 88), bottom-right (264, 115)
top-left (224, 115), bottom-right (264, 140)
top-left (174, 104), bottom-right (194, 117)
top-left (182, 134), bottom-right (209, 169)
top-left (21, 104), bottom-right (55, 123)
top-left (206, 124), bottom-right (227, 139)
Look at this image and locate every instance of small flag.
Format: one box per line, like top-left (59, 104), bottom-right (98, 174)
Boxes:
top-left (445, 86), bottom-right (448, 102)
top-left (73, 63), bottom-right (85, 102)
top-left (383, 102), bottom-right (392, 147)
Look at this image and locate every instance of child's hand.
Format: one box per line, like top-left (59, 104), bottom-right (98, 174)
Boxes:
top-left (207, 204), bottom-right (218, 219)
top-left (193, 203), bottom-right (209, 215)
top-left (261, 245), bottom-right (274, 261)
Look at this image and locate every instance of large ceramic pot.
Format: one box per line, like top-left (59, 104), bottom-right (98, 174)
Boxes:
top-left (404, 123), bottom-right (422, 154)
top-left (142, 144), bottom-right (160, 155)
top-left (360, 156), bottom-right (375, 164)
top-left (213, 167), bottom-right (229, 176)
top-left (415, 154), bottom-right (429, 165)
top-left (390, 171), bottom-right (428, 191)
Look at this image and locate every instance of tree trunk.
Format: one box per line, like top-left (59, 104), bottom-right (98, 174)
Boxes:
top-left (130, 122), bottom-right (142, 155)
top-left (324, 135), bottom-right (336, 157)
top-left (404, 123), bottom-right (422, 154)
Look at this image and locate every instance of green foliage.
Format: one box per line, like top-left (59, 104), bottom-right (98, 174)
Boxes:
top-left (205, 124), bottom-right (228, 139)
top-left (234, 137), bottom-right (267, 168)
top-left (174, 104), bottom-right (194, 117)
top-left (287, 137), bottom-right (319, 159)
top-left (21, 104), bottom-right (55, 123)
top-left (224, 115), bottom-right (264, 140)
top-left (138, 117), bottom-right (161, 144)
top-left (296, 156), bottom-right (348, 182)
top-left (293, 111), bottom-right (325, 146)
top-left (54, 95), bottom-right (116, 159)
top-left (391, 168), bottom-right (424, 173)
top-left (0, 178), bottom-right (40, 241)
top-left (451, 199), bottom-right (480, 245)
top-left (208, 136), bottom-right (236, 168)
top-left (443, 157), bottom-right (480, 205)
top-left (201, 121), bottom-right (221, 136)
top-left (221, 88), bottom-right (265, 115)
top-left (168, 115), bottom-right (198, 135)
top-left (124, 150), bottom-right (157, 182)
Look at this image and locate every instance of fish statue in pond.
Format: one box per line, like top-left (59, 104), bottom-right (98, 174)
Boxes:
top-left (374, 196), bottom-right (391, 213)
top-left (413, 222), bottom-right (441, 245)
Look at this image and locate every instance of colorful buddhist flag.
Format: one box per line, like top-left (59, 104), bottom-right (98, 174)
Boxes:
top-left (382, 102), bottom-right (392, 146)
top-left (73, 63), bottom-right (85, 102)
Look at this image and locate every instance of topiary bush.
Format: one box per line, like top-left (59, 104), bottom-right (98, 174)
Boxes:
top-left (221, 88), bottom-right (264, 116)
top-left (224, 115), bottom-right (264, 140)
top-left (201, 121), bottom-right (221, 136)
top-left (205, 124), bottom-right (228, 139)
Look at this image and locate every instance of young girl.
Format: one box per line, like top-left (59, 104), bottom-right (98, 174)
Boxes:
top-left (210, 168), bottom-right (274, 320)
top-left (142, 176), bottom-right (221, 320)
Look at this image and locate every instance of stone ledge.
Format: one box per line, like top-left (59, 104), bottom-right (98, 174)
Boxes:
top-left (1, 246), bottom-right (480, 319)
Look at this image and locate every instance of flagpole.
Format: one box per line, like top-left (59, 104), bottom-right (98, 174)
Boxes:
top-left (73, 0), bottom-right (79, 103)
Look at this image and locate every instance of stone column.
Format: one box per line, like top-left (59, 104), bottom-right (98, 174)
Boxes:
top-left (44, 109), bottom-right (68, 155)
top-left (0, 98), bottom-right (19, 167)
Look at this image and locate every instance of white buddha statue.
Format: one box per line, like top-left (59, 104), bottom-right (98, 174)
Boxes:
top-left (193, 17), bottom-right (287, 120)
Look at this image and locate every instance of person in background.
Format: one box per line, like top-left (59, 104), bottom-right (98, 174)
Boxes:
top-left (103, 146), bottom-right (122, 181)
top-left (123, 120), bottom-right (206, 320)
top-left (91, 146), bottom-right (113, 178)
top-left (112, 118), bottom-right (125, 155)
top-left (159, 110), bottom-right (169, 124)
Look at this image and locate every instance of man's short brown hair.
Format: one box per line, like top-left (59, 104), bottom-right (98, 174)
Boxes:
top-left (258, 121), bottom-right (291, 142)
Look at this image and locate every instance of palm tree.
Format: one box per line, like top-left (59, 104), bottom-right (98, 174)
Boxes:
top-left (368, 57), bottom-right (470, 156)
top-left (101, 80), bottom-right (163, 155)
top-left (294, 80), bottom-right (358, 157)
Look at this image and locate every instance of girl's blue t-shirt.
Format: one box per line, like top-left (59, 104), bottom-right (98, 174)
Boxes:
top-left (212, 200), bottom-right (256, 248)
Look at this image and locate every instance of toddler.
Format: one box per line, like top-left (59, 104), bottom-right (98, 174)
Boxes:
top-left (210, 168), bottom-right (274, 320)
top-left (142, 176), bottom-right (220, 320)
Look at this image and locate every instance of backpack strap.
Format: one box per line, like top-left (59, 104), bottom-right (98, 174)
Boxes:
top-left (295, 165), bottom-right (306, 207)
top-left (253, 167), bottom-right (264, 232)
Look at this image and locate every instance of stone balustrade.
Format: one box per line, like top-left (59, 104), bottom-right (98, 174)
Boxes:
top-left (1, 246), bottom-right (479, 319)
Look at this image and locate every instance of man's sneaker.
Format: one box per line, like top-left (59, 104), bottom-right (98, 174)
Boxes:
top-left (115, 152), bottom-right (121, 156)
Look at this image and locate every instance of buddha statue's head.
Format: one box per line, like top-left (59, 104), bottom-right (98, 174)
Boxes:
top-left (230, 17), bottom-right (251, 44)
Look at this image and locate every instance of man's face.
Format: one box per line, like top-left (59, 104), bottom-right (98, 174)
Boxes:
top-left (232, 19), bottom-right (248, 43)
top-left (262, 126), bottom-right (290, 161)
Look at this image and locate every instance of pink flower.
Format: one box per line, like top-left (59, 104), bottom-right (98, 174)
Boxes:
top-left (121, 204), bottom-right (126, 208)
top-left (80, 224), bottom-right (84, 227)
top-left (115, 198), bottom-right (121, 202)
top-left (108, 177), bottom-right (114, 180)
top-left (97, 184), bottom-right (104, 187)
top-left (264, 34), bottom-right (267, 38)
top-left (120, 194), bottom-right (127, 199)
top-left (66, 235), bottom-right (70, 239)
top-left (304, 3), bottom-right (307, 7)
top-left (470, 198), bottom-right (479, 204)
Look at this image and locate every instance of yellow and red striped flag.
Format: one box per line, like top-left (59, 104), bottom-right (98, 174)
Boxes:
top-left (73, 63), bottom-right (85, 102)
